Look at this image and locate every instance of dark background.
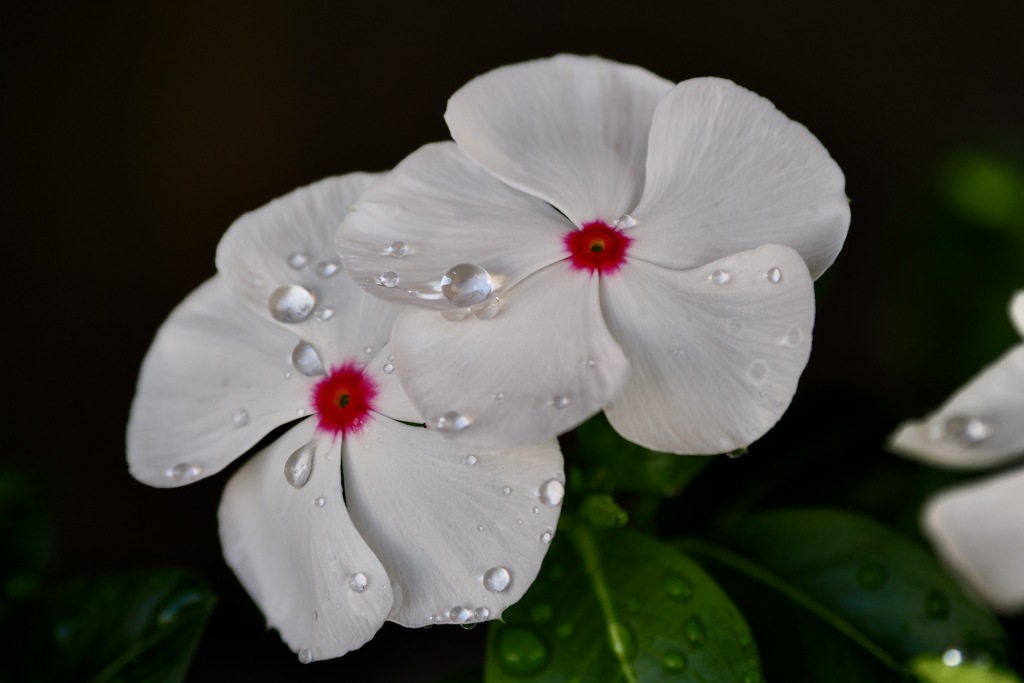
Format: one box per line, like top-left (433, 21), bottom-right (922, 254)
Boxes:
top-left (3, 1), bottom-right (1023, 680)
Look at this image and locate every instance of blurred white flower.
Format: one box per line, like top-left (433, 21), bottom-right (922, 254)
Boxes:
top-left (890, 290), bottom-right (1024, 613)
top-left (337, 54), bottom-right (850, 454)
top-left (127, 175), bottom-right (564, 661)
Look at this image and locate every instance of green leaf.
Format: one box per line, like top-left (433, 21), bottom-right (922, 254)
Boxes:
top-left (30, 569), bottom-right (216, 683)
top-left (912, 653), bottom-right (1023, 683)
top-left (573, 414), bottom-right (714, 495)
top-left (485, 527), bottom-right (761, 683)
top-left (679, 509), bottom-right (1009, 676)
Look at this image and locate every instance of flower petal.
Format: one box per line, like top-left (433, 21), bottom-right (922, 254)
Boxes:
top-left (445, 54), bottom-right (673, 225)
top-left (632, 78), bottom-right (850, 279)
top-left (1011, 290), bottom-right (1024, 337)
top-left (218, 418), bottom-right (394, 660)
top-left (217, 174), bottom-right (402, 360)
top-left (127, 277), bottom-right (312, 487)
top-left (601, 246), bottom-right (815, 454)
top-left (336, 142), bottom-right (567, 310)
top-left (364, 341), bottom-right (421, 425)
top-left (341, 416), bottom-right (564, 626)
top-left (390, 262), bottom-right (630, 448)
top-left (889, 345), bottom-right (1024, 469)
top-left (922, 467), bottom-right (1024, 614)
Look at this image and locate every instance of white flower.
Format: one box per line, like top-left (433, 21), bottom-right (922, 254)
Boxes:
top-left (890, 290), bottom-right (1024, 613)
top-left (126, 175), bottom-right (564, 661)
top-left (336, 54), bottom-right (850, 454)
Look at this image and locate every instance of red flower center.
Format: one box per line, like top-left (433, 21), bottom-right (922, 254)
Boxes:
top-left (312, 361), bottom-right (378, 438)
top-left (563, 221), bottom-right (633, 275)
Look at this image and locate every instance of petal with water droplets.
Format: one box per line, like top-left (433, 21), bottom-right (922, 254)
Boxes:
top-left (601, 245), bottom-right (815, 454)
top-left (341, 416), bottom-right (563, 626)
top-left (218, 418), bottom-right (393, 660)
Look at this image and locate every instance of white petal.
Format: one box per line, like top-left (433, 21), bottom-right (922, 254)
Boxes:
top-left (1011, 290), bottom-right (1024, 337)
top-left (889, 345), bottom-right (1024, 469)
top-left (390, 262), bottom-right (630, 448)
top-left (216, 174), bottom-right (403, 361)
top-left (218, 419), bottom-right (394, 660)
top-left (446, 54), bottom-right (673, 225)
top-left (336, 142), bottom-right (567, 310)
top-left (922, 467), bottom-right (1024, 614)
top-left (341, 416), bottom-right (564, 626)
top-left (632, 78), bottom-right (850, 279)
top-left (602, 246), bottom-right (815, 454)
top-left (127, 277), bottom-right (312, 487)
top-left (364, 341), bottom-right (421, 425)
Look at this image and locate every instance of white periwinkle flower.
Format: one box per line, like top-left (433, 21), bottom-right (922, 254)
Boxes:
top-left (127, 175), bottom-right (564, 661)
top-left (890, 290), bottom-right (1024, 614)
top-left (336, 54), bottom-right (850, 454)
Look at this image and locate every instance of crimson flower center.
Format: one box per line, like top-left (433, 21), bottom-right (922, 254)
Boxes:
top-left (312, 361), bottom-right (378, 438)
top-left (564, 221), bottom-right (633, 275)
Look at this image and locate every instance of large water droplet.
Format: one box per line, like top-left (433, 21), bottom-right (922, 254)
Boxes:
top-left (767, 267), bottom-right (782, 283)
top-left (935, 415), bottom-right (992, 446)
top-left (615, 214), bottom-right (636, 229)
top-left (474, 607), bottom-right (490, 621)
top-left (662, 650), bottom-right (688, 674)
top-left (473, 296), bottom-right (501, 320)
top-left (298, 648), bottom-right (313, 664)
top-left (292, 341), bottom-right (325, 376)
top-left (314, 306), bottom-right (334, 321)
top-left (711, 270), bottom-right (731, 285)
top-left (664, 573), bottom-right (694, 601)
top-left (268, 285), bottom-right (316, 323)
top-left (483, 567), bottom-right (511, 593)
top-left (287, 253), bottom-right (309, 269)
top-left (925, 590), bottom-right (951, 620)
top-left (539, 479), bottom-right (565, 507)
top-left (496, 625), bottom-right (549, 677)
top-left (856, 561), bottom-right (888, 590)
top-left (169, 463), bottom-right (199, 483)
top-left (348, 573), bottom-right (368, 592)
top-left (387, 241), bottom-right (408, 257)
top-left (435, 411), bottom-right (471, 433)
top-left (316, 259), bottom-right (340, 277)
top-left (379, 271), bottom-right (399, 288)
top-left (441, 263), bottom-right (492, 307)
top-left (449, 606), bottom-right (472, 623)
top-left (382, 362), bottom-right (395, 374)
top-left (231, 409), bottom-right (250, 428)
top-left (284, 441), bottom-right (316, 489)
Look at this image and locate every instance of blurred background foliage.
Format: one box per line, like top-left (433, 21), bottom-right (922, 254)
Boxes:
top-left (2, 0), bottom-right (1022, 680)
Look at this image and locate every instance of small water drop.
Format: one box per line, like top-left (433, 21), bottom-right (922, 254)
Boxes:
top-left (441, 263), bottom-right (493, 307)
top-left (435, 411), bottom-right (471, 433)
top-left (532, 506), bottom-right (540, 515)
top-left (298, 648), bottom-right (313, 664)
top-left (493, 392), bottom-right (506, 400)
top-left (314, 306), bottom-right (334, 321)
top-left (516, 519), bottom-right (523, 525)
top-left (312, 610), bottom-right (318, 621)
top-left (169, 463), bottom-right (199, 483)
top-left (292, 341), bottom-right (325, 377)
top-left (363, 346), bottom-right (373, 354)
top-left (582, 358), bottom-right (596, 367)
top-left (496, 625), bottom-right (549, 677)
top-left (465, 455), bottom-right (478, 465)
top-left (501, 486), bottom-right (512, 495)
top-left (539, 479), bottom-right (565, 507)
top-left (711, 269), bottom-right (731, 285)
top-left (540, 530), bottom-right (553, 544)
top-left (664, 573), bottom-right (694, 602)
top-left (767, 267), bottom-right (782, 283)
top-left (297, 408), bottom-right (306, 417)
top-left (662, 651), bottom-right (688, 674)
top-left (473, 296), bottom-right (501, 320)
top-left (684, 616), bottom-right (706, 645)
top-left (287, 252), bottom-right (309, 269)
top-left (925, 590), bottom-right (951, 620)
top-left (231, 409), bottom-right (249, 428)
top-left (726, 447), bottom-right (747, 459)
top-left (856, 561), bottom-right (888, 590)
top-left (316, 259), bottom-right (340, 277)
top-left (483, 566), bottom-right (511, 593)
top-left (550, 395), bottom-right (571, 410)
top-left (348, 573), bottom-right (368, 592)
top-left (474, 607), bottom-right (490, 621)
top-left (268, 285), bottom-right (316, 323)
top-left (387, 241), bottom-right (408, 257)
top-left (670, 347), bottom-right (685, 356)
top-left (283, 371), bottom-right (292, 379)
top-left (379, 271), bottom-right (399, 288)
top-left (284, 441), bottom-right (316, 489)
top-left (313, 497), bottom-right (325, 507)
top-left (614, 214), bottom-right (636, 229)
top-left (477, 525), bottom-right (485, 532)
top-left (440, 307), bottom-right (470, 322)
top-left (449, 606), bottom-right (472, 623)
top-left (934, 415), bottom-right (992, 446)
top-left (942, 649), bottom-right (964, 667)
top-left (382, 362), bottom-right (395, 374)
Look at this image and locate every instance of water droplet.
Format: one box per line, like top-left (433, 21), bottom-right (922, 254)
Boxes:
top-left (440, 307), bottom-right (470, 322)
top-left (474, 607), bottom-right (490, 621)
top-left (268, 285), bottom-right (316, 323)
top-left (473, 296), bottom-right (501, 320)
top-left (348, 573), bottom-right (368, 592)
top-left (539, 479), bottom-right (565, 507)
top-left (711, 269), bottom-right (731, 285)
top-left (284, 441), bottom-right (316, 489)
top-left (493, 392), bottom-right (506, 400)
top-left (748, 361), bottom-right (767, 382)
top-left (379, 271), bottom-right (399, 288)
top-left (231, 409), bottom-right (249, 428)
top-left (767, 267), bottom-right (782, 283)
top-left (540, 530), bottom-right (553, 544)
top-left (496, 626), bottom-right (549, 677)
top-left (314, 306), bottom-right (334, 321)
top-left (662, 650), bottom-right (688, 674)
top-left (743, 671), bottom-right (763, 683)
top-left (670, 347), bottom-right (685, 356)
top-left (291, 341), bottom-right (325, 376)
top-left (934, 415), bottom-right (992, 446)
top-left (925, 590), bottom-right (951, 620)
top-left (477, 525), bottom-right (485, 532)
top-left (169, 463), bottom-right (199, 483)
top-left (582, 358), bottom-right (596, 367)
top-left (550, 395), bottom-right (571, 410)
top-left (684, 616), bottom-right (706, 644)
top-left (441, 263), bottom-right (492, 307)
top-left (283, 371), bottom-right (292, 379)
top-left (501, 486), bottom-right (512, 495)
top-left (465, 455), bottom-right (478, 465)
top-left (449, 606), bottom-right (472, 623)
top-left (461, 622), bottom-right (478, 630)
top-left (313, 497), bottom-right (325, 507)
top-left (316, 259), bottom-right (340, 277)
top-left (382, 362), bottom-right (395, 374)
top-left (312, 610), bottom-right (318, 621)
top-left (532, 506), bottom-right (540, 515)
top-left (530, 603), bottom-right (553, 624)
top-left (287, 253), bottom-right (309, 269)
top-left (296, 408), bottom-right (306, 417)
top-left (856, 561), bottom-right (888, 590)
top-left (516, 519), bottom-right (523, 525)
top-left (615, 214), bottom-right (636, 229)
top-left (942, 649), bottom-right (963, 667)
top-left (298, 648), bottom-right (313, 664)
top-left (483, 567), bottom-right (511, 593)
top-left (435, 411), bottom-right (471, 433)
top-left (387, 241), bottom-right (408, 257)
top-left (726, 447), bottom-right (747, 459)
top-left (664, 573), bottom-right (694, 602)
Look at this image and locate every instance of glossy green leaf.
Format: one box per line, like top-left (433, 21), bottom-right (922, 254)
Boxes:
top-left (31, 569), bottom-right (216, 682)
top-left (485, 528), bottom-right (761, 683)
top-left (912, 653), bottom-right (1023, 683)
top-left (573, 414), bottom-right (714, 495)
top-left (679, 509), bottom-right (1009, 676)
